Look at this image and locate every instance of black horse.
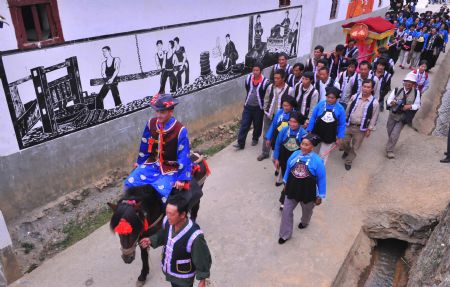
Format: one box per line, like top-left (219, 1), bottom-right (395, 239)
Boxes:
top-left (108, 153), bottom-right (210, 286)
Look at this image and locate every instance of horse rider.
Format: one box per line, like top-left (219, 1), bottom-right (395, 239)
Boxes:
top-left (124, 93), bottom-right (192, 201)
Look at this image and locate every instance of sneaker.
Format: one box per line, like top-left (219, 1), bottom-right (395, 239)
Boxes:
top-left (275, 182), bottom-right (283, 187)
top-left (257, 154), bottom-right (269, 161)
top-left (279, 204), bottom-right (284, 211)
top-left (345, 164), bottom-right (352, 171)
top-left (233, 143), bottom-right (244, 150)
top-left (342, 152), bottom-right (349, 159)
top-left (386, 151), bottom-right (395, 159)
top-left (251, 140), bottom-right (258, 146)
top-left (440, 158), bottom-right (450, 163)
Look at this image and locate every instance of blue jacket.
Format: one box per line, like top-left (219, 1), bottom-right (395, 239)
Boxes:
top-left (439, 29), bottom-right (448, 44)
top-left (405, 17), bottom-right (414, 28)
top-left (283, 150), bottom-right (327, 198)
top-left (306, 100), bottom-right (347, 139)
top-left (265, 109), bottom-right (292, 141)
top-left (136, 117), bottom-right (192, 182)
top-left (273, 126), bottom-right (307, 160)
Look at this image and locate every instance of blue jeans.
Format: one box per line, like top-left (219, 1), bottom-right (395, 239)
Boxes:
top-left (237, 105), bottom-right (264, 147)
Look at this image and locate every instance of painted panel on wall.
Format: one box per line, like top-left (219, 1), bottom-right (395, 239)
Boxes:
top-left (346, 0), bottom-right (375, 19)
top-left (0, 6), bottom-right (302, 149)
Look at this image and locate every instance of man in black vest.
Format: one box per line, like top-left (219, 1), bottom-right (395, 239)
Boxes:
top-left (342, 79), bottom-right (380, 170)
top-left (326, 44), bottom-right (345, 79)
top-left (270, 53), bottom-right (292, 83)
top-left (140, 193), bottom-right (212, 287)
top-left (344, 39), bottom-right (359, 62)
top-left (96, 46), bottom-right (122, 109)
top-left (440, 125), bottom-right (450, 163)
top-left (315, 67), bottom-right (339, 102)
top-left (258, 69), bottom-right (294, 161)
top-left (234, 63), bottom-right (270, 149)
top-left (294, 71), bottom-right (319, 125)
top-left (305, 45), bottom-right (325, 74)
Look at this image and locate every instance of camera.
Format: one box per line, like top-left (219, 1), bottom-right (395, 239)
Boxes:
top-left (391, 100), bottom-right (405, 114)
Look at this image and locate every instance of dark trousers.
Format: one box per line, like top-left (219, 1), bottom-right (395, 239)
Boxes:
top-left (171, 283), bottom-right (193, 287)
top-left (96, 83), bottom-right (121, 109)
top-left (175, 65), bottom-right (190, 89)
top-left (447, 125), bottom-right (450, 158)
top-left (237, 105), bottom-right (264, 147)
top-left (160, 69), bottom-right (177, 93)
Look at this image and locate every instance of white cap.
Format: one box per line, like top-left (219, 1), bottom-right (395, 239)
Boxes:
top-left (404, 71), bottom-right (417, 83)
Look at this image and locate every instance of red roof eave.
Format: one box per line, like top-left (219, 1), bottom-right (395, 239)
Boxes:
top-left (342, 16), bottom-right (396, 34)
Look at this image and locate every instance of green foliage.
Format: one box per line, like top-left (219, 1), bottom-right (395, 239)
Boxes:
top-left (58, 208), bottom-right (112, 250)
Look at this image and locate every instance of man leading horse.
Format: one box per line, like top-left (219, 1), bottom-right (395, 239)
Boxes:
top-left (124, 93), bottom-right (192, 201)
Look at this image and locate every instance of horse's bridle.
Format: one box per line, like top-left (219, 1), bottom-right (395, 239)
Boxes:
top-left (120, 208), bottom-right (164, 255)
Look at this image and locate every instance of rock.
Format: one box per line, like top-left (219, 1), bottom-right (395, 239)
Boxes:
top-left (362, 209), bottom-right (439, 245)
top-left (407, 203), bottom-right (450, 287)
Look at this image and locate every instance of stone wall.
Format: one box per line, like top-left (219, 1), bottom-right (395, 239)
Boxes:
top-left (413, 51), bottom-right (450, 135)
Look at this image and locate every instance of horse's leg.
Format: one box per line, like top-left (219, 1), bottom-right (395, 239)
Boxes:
top-left (191, 201), bottom-right (200, 222)
top-left (137, 246), bottom-right (149, 283)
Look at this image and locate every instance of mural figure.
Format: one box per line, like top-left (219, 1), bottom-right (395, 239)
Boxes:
top-left (173, 37), bottom-right (189, 90)
top-left (96, 46), bottom-right (122, 109)
top-left (254, 14), bottom-right (264, 49)
top-left (223, 34), bottom-right (239, 69)
top-left (290, 22), bottom-right (299, 56)
top-left (159, 40), bottom-right (177, 93)
top-left (281, 10), bottom-right (291, 37)
top-left (246, 9), bottom-right (299, 68)
top-left (155, 40), bottom-right (164, 69)
top-left (2, 7), bottom-right (302, 149)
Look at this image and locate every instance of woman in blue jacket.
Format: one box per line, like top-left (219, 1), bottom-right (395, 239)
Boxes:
top-left (265, 95), bottom-right (297, 181)
top-left (273, 111), bottom-right (307, 209)
top-left (278, 134), bottom-right (326, 244)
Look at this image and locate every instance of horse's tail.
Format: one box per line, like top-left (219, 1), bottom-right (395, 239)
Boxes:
top-left (190, 152), bottom-right (211, 187)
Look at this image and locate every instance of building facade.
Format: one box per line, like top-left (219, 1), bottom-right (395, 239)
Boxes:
top-left (0, 0), bottom-right (388, 220)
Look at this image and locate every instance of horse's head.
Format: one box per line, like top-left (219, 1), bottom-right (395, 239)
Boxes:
top-left (108, 185), bottom-right (164, 264)
top-left (108, 200), bottom-right (145, 264)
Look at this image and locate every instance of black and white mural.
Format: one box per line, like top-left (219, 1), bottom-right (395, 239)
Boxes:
top-left (0, 6), bottom-right (301, 149)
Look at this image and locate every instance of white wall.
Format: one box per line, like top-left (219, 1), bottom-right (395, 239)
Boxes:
top-left (0, 3), bottom-right (306, 156)
top-left (0, 0), bottom-right (304, 51)
top-left (0, 80), bottom-right (19, 156)
top-left (315, 0), bottom-right (390, 27)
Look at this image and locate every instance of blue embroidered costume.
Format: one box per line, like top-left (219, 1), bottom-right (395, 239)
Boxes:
top-left (124, 94), bottom-right (192, 199)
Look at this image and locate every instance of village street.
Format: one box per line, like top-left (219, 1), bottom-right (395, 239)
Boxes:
top-left (9, 48), bottom-right (450, 287)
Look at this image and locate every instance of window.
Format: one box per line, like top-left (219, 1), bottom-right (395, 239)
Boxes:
top-left (279, 0), bottom-right (291, 8)
top-left (8, 0), bottom-right (64, 49)
top-left (330, 0), bottom-right (339, 19)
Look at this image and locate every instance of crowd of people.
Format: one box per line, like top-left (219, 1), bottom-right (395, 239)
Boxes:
top-left (234, 3), bottom-right (450, 245)
top-left (386, 2), bottom-right (449, 71)
top-left (117, 4), bottom-right (450, 286)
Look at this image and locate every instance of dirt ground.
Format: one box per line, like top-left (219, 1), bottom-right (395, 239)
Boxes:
top-left (9, 118), bottom-right (241, 274)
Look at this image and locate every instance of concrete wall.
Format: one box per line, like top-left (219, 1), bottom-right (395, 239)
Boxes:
top-left (413, 51), bottom-right (450, 135)
top-left (0, 211), bottom-right (21, 284)
top-left (312, 7), bottom-right (389, 53)
top-left (314, 0), bottom-right (389, 27)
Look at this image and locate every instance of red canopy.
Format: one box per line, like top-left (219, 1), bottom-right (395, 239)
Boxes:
top-left (342, 16), bottom-right (395, 34)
